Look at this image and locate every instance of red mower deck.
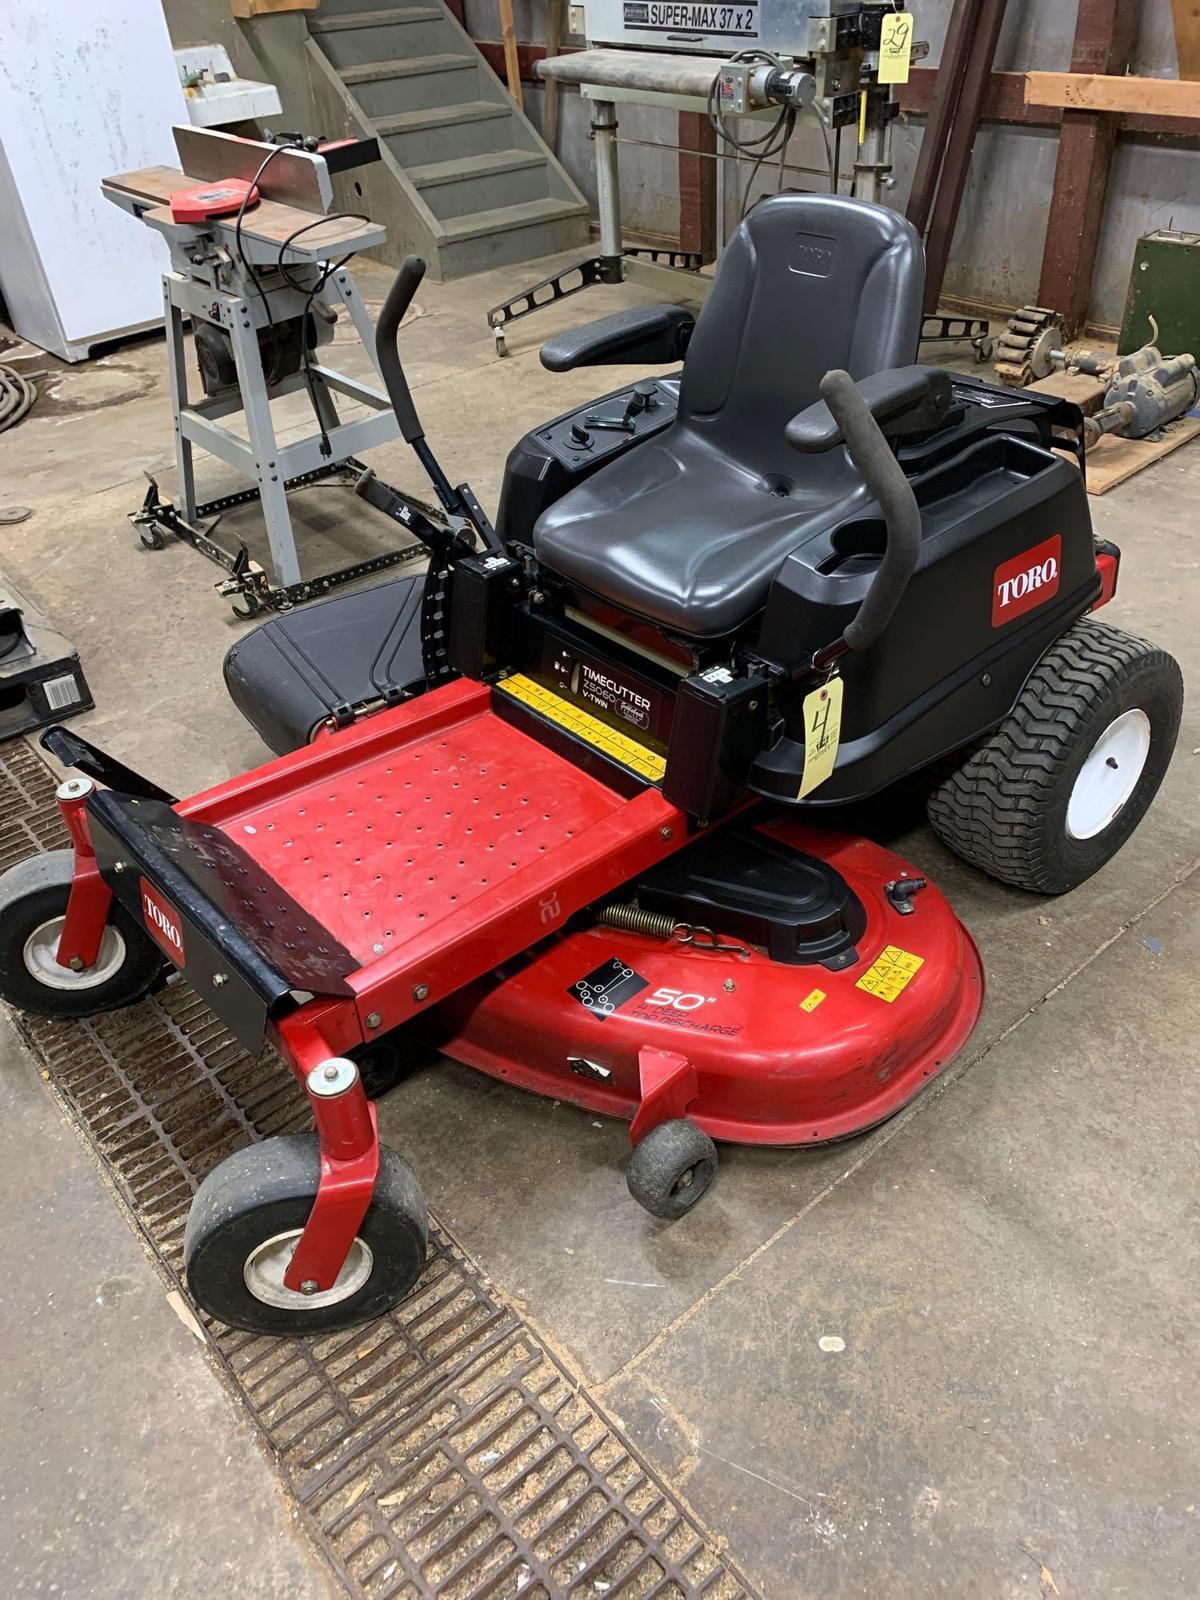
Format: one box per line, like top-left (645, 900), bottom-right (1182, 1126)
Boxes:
top-left (443, 823), bottom-right (984, 1145)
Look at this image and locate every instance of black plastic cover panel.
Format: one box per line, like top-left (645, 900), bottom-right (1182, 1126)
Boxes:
top-left (635, 823), bottom-right (866, 967)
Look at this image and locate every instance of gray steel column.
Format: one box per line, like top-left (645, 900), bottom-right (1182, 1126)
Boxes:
top-left (162, 282), bottom-right (197, 523)
top-left (227, 301), bottom-right (302, 588)
top-left (592, 100), bottom-right (622, 258)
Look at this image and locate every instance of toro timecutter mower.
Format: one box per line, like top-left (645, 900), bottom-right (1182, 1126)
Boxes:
top-left (0, 195), bottom-right (1182, 1336)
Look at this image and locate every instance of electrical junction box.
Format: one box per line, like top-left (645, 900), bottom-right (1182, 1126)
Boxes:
top-left (0, 577), bottom-right (94, 741)
top-left (581, 0), bottom-right (862, 56)
top-left (1119, 230), bottom-right (1200, 359)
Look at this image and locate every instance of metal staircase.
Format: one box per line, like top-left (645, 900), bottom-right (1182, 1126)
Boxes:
top-left (306, 0), bottom-right (590, 279)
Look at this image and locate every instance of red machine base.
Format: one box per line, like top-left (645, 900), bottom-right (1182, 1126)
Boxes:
top-left (441, 822), bottom-right (984, 1146)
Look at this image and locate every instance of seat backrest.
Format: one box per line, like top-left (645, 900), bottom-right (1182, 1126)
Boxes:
top-left (678, 194), bottom-right (924, 466)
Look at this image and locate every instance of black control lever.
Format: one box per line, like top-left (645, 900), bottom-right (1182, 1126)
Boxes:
top-left (584, 414), bottom-right (635, 434)
top-left (376, 257), bottom-right (503, 554)
top-left (802, 369), bottom-right (922, 670)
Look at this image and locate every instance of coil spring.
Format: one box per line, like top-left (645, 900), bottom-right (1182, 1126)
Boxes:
top-left (598, 903), bottom-right (750, 959)
top-left (597, 902), bottom-right (681, 939)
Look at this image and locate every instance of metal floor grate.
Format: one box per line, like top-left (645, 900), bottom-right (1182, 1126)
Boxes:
top-left (2, 737), bottom-right (758, 1600)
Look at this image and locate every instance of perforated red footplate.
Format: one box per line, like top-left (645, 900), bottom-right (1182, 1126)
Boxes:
top-left (182, 680), bottom-right (684, 1031)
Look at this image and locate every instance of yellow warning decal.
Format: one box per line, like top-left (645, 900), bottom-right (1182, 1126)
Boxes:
top-left (800, 988), bottom-right (827, 1013)
top-left (855, 945), bottom-right (925, 1003)
top-left (496, 673), bottom-right (666, 782)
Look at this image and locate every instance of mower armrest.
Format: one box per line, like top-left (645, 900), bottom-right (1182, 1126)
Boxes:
top-left (540, 304), bottom-right (695, 372)
top-left (785, 366), bottom-right (953, 452)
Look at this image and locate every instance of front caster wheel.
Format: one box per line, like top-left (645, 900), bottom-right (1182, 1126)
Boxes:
top-left (0, 851), bottom-right (168, 1019)
top-left (184, 1134), bottom-right (428, 1335)
top-left (627, 1119), bottom-right (718, 1219)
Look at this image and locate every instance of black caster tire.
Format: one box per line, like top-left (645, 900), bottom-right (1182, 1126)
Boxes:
top-left (0, 851), bottom-right (169, 1019)
top-left (627, 1119), bottom-right (717, 1219)
top-left (183, 1133), bottom-right (428, 1335)
top-left (138, 525), bottom-right (166, 551)
top-left (927, 619), bottom-right (1183, 894)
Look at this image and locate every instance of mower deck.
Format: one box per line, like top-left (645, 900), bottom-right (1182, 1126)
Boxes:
top-left (443, 823), bottom-right (985, 1145)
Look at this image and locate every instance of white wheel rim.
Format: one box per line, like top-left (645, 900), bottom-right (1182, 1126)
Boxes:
top-left (23, 916), bottom-right (127, 991)
top-left (243, 1229), bottom-right (374, 1311)
top-left (1066, 709), bottom-right (1152, 841)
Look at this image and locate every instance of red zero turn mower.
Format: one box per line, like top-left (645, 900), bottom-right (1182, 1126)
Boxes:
top-left (0, 196), bottom-right (1183, 1335)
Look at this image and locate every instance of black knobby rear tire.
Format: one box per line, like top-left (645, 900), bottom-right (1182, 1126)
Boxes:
top-left (183, 1134), bottom-right (428, 1335)
top-left (627, 1119), bottom-right (718, 1219)
top-left (0, 851), bottom-right (168, 1019)
top-left (926, 619), bottom-right (1183, 894)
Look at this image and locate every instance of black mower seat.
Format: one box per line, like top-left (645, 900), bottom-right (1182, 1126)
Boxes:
top-left (533, 194), bottom-right (924, 639)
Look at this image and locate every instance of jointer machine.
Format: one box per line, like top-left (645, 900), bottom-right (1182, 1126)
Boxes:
top-left (102, 126), bottom-right (426, 618)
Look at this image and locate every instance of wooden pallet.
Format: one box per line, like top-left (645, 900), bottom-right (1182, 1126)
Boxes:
top-left (1085, 414), bottom-right (1200, 495)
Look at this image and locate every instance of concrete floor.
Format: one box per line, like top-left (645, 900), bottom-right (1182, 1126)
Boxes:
top-left (1, 249), bottom-right (1197, 1599)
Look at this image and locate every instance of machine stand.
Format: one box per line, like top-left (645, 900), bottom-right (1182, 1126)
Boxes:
top-left (144, 265), bottom-right (414, 612)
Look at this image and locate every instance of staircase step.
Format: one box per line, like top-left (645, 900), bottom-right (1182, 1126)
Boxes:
top-left (310, 8), bottom-right (451, 68)
top-left (409, 149), bottom-right (546, 188)
top-left (340, 52), bottom-right (476, 84)
top-left (310, 6), bottom-right (442, 30)
top-left (374, 100), bottom-right (512, 137)
top-left (377, 100), bottom-right (527, 165)
top-left (440, 196), bottom-right (588, 245)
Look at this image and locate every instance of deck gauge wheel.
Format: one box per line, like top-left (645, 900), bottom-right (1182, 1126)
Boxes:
top-left (627, 1119), bottom-right (718, 1219)
top-left (0, 851), bottom-right (168, 1019)
top-left (184, 1133), bottom-right (428, 1335)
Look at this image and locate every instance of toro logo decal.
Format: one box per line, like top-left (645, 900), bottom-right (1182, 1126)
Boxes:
top-left (992, 535), bottom-right (1061, 627)
top-left (140, 878), bottom-right (185, 965)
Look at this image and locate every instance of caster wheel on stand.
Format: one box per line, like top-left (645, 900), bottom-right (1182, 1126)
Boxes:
top-left (184, 1133), bottom-right (428, 1335)
top-left (229, 591), bottom-right (262, 621)
top-left (493, 324), bottom-right (508, 358)
top-left (627, 1118), bottom-right (718, 1219)
top-left (138, 524), bottom-right (166, 550)
top-left (0, 852), bottom-right (169, 1019)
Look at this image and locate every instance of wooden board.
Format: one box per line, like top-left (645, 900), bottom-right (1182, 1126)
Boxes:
top-left (140, 199), bottom-right (378, 256)
top-left (499, 0), bottom-right (523, 108)
top-left (104, 165), bottom-right (187, 206)
top-left (1025, 71), bottom-right (1200, 118)
top-left (1171, 0), bottom-right (1200, 80)
top-left (1029, 370), bottom-right (1107, 415)
top-left (230, 0), bottom-right (316, 17)
top-left (1085, 414), bottom-right (1200, 494)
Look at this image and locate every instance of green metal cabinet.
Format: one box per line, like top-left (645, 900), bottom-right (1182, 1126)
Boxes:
top-left (1119, 230), bottom-right (1200, 356)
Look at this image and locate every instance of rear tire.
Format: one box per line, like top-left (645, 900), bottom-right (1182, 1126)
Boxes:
top-left (0, 851), bottom-right (168, 1018)
top-left (927, 619), bottom-right (1183, 894)
top-left (184, 1134), bottom-right (428, 1335)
